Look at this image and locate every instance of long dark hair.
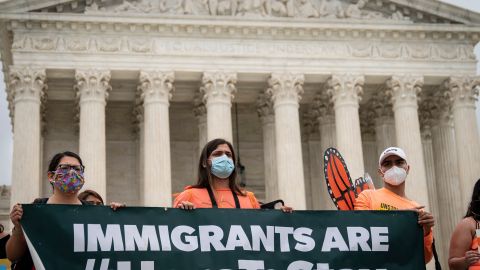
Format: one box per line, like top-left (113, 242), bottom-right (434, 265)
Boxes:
top-left (192, 138), bottom-right (245, 196)
top-left (465, 178), bottom-right (480, 218)
top-left (48, 151), bottom-right (84, 172)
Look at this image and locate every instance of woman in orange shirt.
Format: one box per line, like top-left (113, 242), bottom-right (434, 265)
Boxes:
top-left (449, 179), bottom-right (480, 270)
top-left (174, 138), bottom-right (291, 211)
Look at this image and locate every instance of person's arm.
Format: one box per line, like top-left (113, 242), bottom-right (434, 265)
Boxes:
top-left (353, 191), bottom-right (371, 210)
top-left (449, 218), bottom-right (480, 270)
top-left (423, 230), bottom-right (433, 263)
top-left (415, 208), bottom-right (434, 263)
top-left (174, 190), bottom-right (195, 210)
top-left (6, 204), bottom-right (27, 261)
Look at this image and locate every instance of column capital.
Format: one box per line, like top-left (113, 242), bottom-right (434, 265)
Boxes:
top-left (8, 66), bottom-right (47, 104)
top-left (432, 92), bottom-right (453, 126)
top-left (327, 74), bottom-right (364, 108)
top-left (256, 91), bottom-right (274, 119)
top-left (132, 85), bottom-right (144, 136)
top-left (8, 66), bottom-right (48, 133)
top-left (443, 76), bottom-right (480, 109)
top-left (139, 70), bottom-right (175, 105)
top-left (75, 69), bottom-right (111, 104)
top-left (360, 105), bottom-right (376, 138)
top-left (386, 75), bottom-right (424, 110)
top-left (312, 90), bottom-right (334, 120)
top-left (303, 110), bottom-right (320, 139)
top-left (370, 90), bottom-right (394, 119)
top-left (193, 90), bottom-right (206, 118)
top-left (266, 73), bottom-right (304, 107)
top-left (200, 71), bottom-right (237, 105)
top-left (418, 95), bottom-right (434, 140)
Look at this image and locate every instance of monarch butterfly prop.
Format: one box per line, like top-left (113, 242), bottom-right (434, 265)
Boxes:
top-left (354, 174), bottom-right (375, 197)
top-left (324, 147), bottom-right (374, 210)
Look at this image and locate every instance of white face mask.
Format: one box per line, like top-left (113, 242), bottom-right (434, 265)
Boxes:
top-left (383, 166), bottom-right (407, 186)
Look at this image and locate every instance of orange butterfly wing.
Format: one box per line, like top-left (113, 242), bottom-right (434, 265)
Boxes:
top-left (324, 148), bottom-right (356, 211)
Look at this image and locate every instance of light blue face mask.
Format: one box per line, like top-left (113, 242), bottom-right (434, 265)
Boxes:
top-left (210, 155), bottom-right (234, 179)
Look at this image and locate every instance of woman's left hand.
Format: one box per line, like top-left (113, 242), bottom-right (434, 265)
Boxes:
top-left (110, 202), bottom-right (126, 211)
top-left (280, 205), bottom-right (293, 213)
top-left (177, 201), bottom-right (196, 210)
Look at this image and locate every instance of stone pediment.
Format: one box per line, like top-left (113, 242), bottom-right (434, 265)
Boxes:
top-left (1, 0), bottom-right (480, 25)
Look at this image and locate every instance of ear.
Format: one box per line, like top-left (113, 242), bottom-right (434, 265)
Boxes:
top-left (405, 164), bottom-right (410, 174)
top-left (377, 168), bottom-right (383, 178)
top-left (47, 171), bottom-right (55, 182)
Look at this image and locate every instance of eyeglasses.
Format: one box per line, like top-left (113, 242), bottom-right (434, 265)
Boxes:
top-left (56, 164), bottom-right (84, 173)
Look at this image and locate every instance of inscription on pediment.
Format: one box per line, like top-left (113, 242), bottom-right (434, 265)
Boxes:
top-left (11, 33), bottom-right (476, 62)
top-left (83, 0), bottom-right (412, 21)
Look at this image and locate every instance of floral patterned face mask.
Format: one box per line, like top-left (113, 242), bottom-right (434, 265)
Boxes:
top-left (50, 165), bottom-right (85, 194)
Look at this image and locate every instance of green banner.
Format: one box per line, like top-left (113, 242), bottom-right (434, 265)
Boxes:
top-left (21, 205), bottom-right (425, 270)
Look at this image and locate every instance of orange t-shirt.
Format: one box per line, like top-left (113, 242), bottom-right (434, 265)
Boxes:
top-left (354, 188), bottom-right (433, 263)
top-left (173, 187), bottom-right (260, 209)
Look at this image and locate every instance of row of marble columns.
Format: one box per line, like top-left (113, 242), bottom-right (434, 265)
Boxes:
top-left (7, 68), bottom-right (480, 246)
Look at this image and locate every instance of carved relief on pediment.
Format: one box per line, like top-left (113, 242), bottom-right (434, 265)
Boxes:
top-left (344, 0), bottom-right (382, 19)
top-left (82, 0), bottom-right (415, 22)
top-left (86, 0), bottom-right (154, 13)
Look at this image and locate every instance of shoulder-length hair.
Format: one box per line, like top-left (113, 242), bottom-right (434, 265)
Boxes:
top-left (192, 138), bottom-right (245, 196)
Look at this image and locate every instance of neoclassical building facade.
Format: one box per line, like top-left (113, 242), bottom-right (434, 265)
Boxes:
top-left (1, 0), bottom-right (480, 265)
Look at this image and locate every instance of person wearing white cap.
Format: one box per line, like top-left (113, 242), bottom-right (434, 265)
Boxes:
top-left (354, 146), bottom-right (435, 264)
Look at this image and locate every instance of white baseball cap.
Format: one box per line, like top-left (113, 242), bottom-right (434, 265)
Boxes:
top-left (378, 147), bottom-right (407, 167)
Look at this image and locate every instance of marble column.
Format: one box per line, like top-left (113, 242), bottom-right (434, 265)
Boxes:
top-left (138, 70), bottom-right (174, 207)
top-left (193, 92), bottom-right (208, 157)
top-left (133, 89), bottom-right (144, 205)
top-left (302, 110), bottom-right (321, 210)
top-left (266, 73), bottom-right (306, 209)
top-left (418, 98), bottom-right (440, 225)
top-left (444, 76), bottom-right (480, 207)
top-left (420, 126), bottom-right (445, 268)
top-left (9, 66), bottom-right (46, 205)
top-left (360, 107), bottom-right (379, 188)
top-left (372, 91), bottom-right (396, 157)
top-left (327, 74), bottom-right (365, 180)
top-left (386, 75), bottom-right (429, 208)
top-left (312, 91), bottom-right (337, 210)
top-left (200, 72), bottom-right (237, 143)
top-left (306, 137), bottom-right (322, 210)
top-left (429, 94), bottom-right (462, 268)
top-left (75, 69), bottom-right (111, 201)
top-left (257, 92), bottom-right (278, 203)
